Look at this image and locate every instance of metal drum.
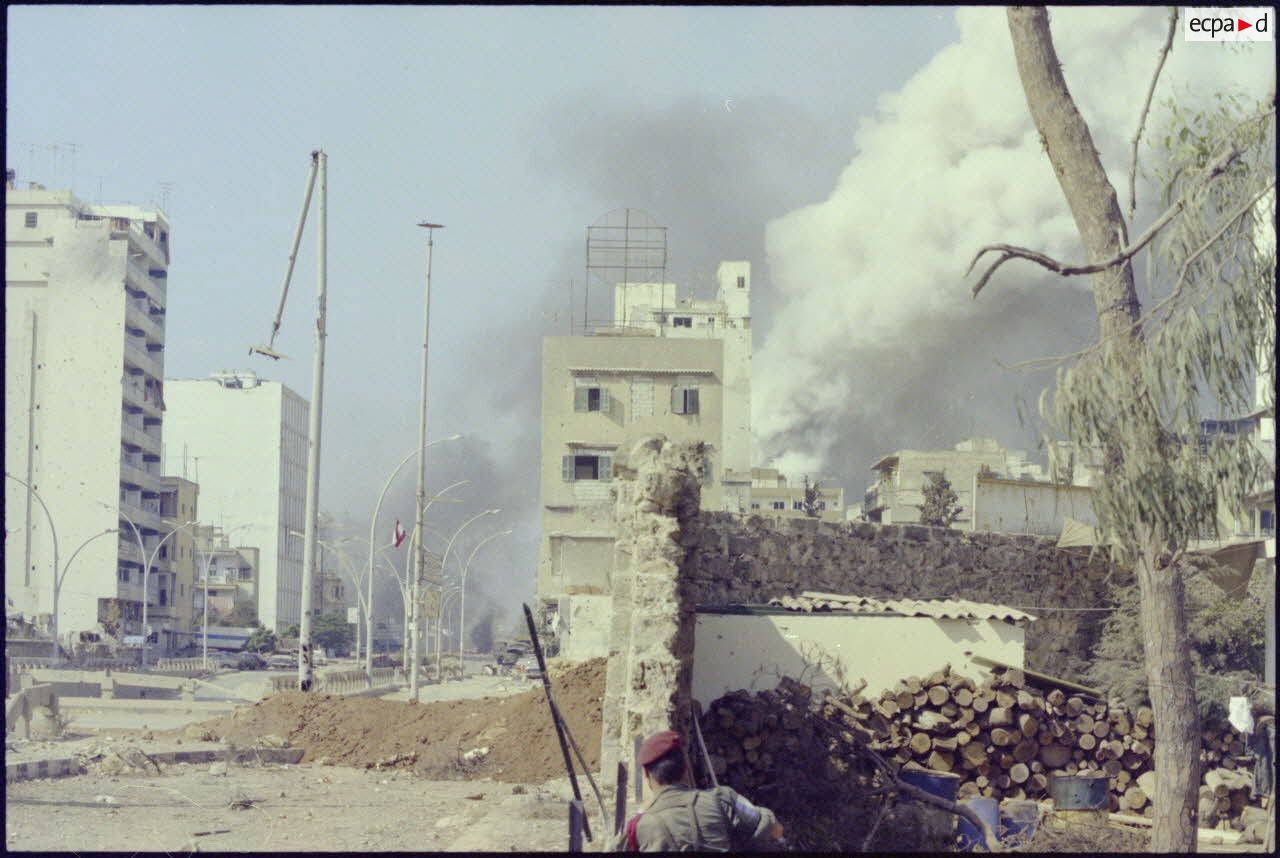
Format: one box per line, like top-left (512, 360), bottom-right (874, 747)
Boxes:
top-left (1049, 773), bottom-right (1110, 810)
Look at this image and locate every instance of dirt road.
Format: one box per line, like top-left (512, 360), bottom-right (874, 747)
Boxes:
top-left (5, 758), bottom-right (586, 852)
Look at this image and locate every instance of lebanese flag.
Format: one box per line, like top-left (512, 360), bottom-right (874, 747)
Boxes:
top-left (393, 520), bottom-right (408, 548)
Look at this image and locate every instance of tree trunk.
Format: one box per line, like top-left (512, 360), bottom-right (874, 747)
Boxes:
top-left (1006, 6), bottom-right (1200, 851)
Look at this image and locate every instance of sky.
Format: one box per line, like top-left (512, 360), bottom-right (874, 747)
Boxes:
top-left (7, 6), bottom-right (1273, 639)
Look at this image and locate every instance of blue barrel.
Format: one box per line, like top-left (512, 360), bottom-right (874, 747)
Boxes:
top-left (899, 767), bottom-right (961, 801)
top-left (1000, 799), bottom-right (1040, 845)
top-left (1049, 774), bottom-right (1110, 810)
top-left (956, 797), bottom-right (998, 851)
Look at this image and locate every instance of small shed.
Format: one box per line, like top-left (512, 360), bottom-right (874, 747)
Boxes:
top-left (692, 590), bottom-right (1035, 705)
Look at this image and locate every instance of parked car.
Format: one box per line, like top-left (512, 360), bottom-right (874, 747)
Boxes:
top-left (514, 655), bottom-right (543, 681)
top-left (267, 654), bottom-right (294, 670)
top-left (236, 652), bottom-right (267, 671)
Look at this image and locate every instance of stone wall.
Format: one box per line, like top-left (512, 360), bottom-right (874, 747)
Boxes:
top-left (680, 513), bottom-right (1126, 680)
top-left (599, 437), bottom-right (703, 785)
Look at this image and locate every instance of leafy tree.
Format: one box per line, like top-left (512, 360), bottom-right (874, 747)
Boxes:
top-left (974, 9), bottom-right (1273, 848)
top-left (217, 600), bottom-right (258, 627)
top-left (282, 623), bottom-right (300, 639)
top-left (917, 472), bottom-right (962, 528)
top-left (1088, 560), bottom-right (1269, 721)
top-left (312, 611), bottom-right (355, 655)
top-left (244, 623), bottom-right (277, 653)
top-left (801, 476), bottom-right (823, 518)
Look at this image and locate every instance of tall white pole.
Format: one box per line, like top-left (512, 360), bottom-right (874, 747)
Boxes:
top-left (409, 222), bottom-right (442, 698)
top-left (297, 150), bottom-right (327, 692)
top-left (5, 474), bottom-right (60, 664)
top-left (435, 509), bottom-right (498, 680)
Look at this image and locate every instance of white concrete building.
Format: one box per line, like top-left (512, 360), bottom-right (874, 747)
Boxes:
top-left (162, 371), bottom-right (308, 632)
top-left (747, 468), bottom-right (846, 523)
top-left (539, 262), bottom-right (752, 658)
top-left (5, 178), bottom-right (175, 647)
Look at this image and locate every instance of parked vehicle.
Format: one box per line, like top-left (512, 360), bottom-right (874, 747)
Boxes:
top-left (267, 654), bottom-right (294, 670)
top-left (236, 652), bottom-right (267, 671)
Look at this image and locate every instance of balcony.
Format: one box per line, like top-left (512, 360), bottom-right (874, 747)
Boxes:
top-left (125, 257), bottom-right (166, 304)
top-left (125, 298), bottom-right (165, 343)
top-left (122, 376), bottom-right (162, 418)
top-left (110, 218), bottom-right (168, 271)
top-left (123, 338), bottom-right (163, 380)
top-left (117, 539), bottom-right (142, 564)
top-left (120, 421), bottom-right (161, 455)
top-left (120, 457), bottom-right (162, 493)
top-left (120, 497), bottom-right (165, 533)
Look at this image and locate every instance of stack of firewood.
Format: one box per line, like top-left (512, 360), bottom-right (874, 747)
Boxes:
top-left (698, 664), bottom-right (1263, 826)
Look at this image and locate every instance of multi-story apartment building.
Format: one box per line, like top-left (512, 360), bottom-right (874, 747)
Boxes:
top-left (157, 477), bottom-right (199, 652)
top-left (538, 262), bottom-right (752, 658)
top-left (5, 176), bottom-right (175, 647)
top-left (192, 524), bottom-right (259, 629)
top-left (163, 370), bottom-right (308, 632)
top-left (747, 468), bottom-right (846, 522)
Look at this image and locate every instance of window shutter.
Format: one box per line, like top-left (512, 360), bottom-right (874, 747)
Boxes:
top-left (687, 388), bottom-right (699, 414)
top-left (599, 387), bottom-right (611, 413)
top-left (599, 455), bottom-right (613, 482)
top-left (701, 459), bottom-right (713, 484)
top-left (671, 386), bottom-right (684, 414)
top-left (562, 455), bottom-right (575, 482)
top-left (574, 387), bottom-right (588, 412)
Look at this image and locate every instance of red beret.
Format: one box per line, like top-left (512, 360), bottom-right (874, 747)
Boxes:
top-left (637, 730), bottom-right (682, 767)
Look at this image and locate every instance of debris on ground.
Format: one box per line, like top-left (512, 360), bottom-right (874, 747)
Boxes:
top-left (191, 658), bottom-right (605, 784)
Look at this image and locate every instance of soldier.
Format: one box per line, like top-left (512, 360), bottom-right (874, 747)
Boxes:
top-left (623, 729), bottom-right (784, 851)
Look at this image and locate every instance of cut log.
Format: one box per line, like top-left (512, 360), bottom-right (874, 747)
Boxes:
top-left (1130, 724), bottom-right (1149, 741)
top-left (1009, 762), bottom-right (1030, 784)
top-left (1018, 713), bottom-right (1040, 738)
top-left (961, 741), bottom-right (988, 767)
top-left (988, 707), bottom-right (1014, 727)
top-left (970, 695), bottom-right (990, 714)
top-left (995, 689), bottom-right (1017, 709)
top-left (1077, 733), bottom-right (1097, 751)
top-left (928, 685), bottom-right (950, 707)
top-left (1134, 706), bottom-right (1153, 728)
top-left (1012, 739), bottom-right (1039, 763)
top-left (1004, 669), bottom-right (1026, 689)
top-left (1030, 760), bottom-right (1044, 773)
top-left (1065, 697), bottom-right (1085, 717)
top-left (913, 691), bottom-right (929, 709)
top-left (955, 731), bottom-right (972, 747)
top-left (1029, 772), bottom-right (1049, 793)
top-left (909, 732), bottom-right (932, 755)
top-left (933, 735), bottom-right (958, 752)
top-left (964, 722), bottom-right (982, 736)
top-left (895, 691), bottom-right (913, 711)
top-left (1046, 689), bottom-right (1066, 708)
top-left (1016, 689), bottom-right (1037, 710)
top-left (1037, 729), bottom-right (1054, 746)
top-left (940, 703), bottom-right (959, 719)
top-left (915, 710), bottom-right (950, 732)
top-left (991, 728), bottom-right (1017, 747)
top-left (926, 750), bottom-right (954, 773)
top-left (1040, 743), bottom-right (1071, 768)
top-left (1123, 786), bottom-right (1148, 810)
top-left (1071, 748), bottom-right (1085, 761)
top-left (954, 688), bottom-right (974, 707)
top-left (1103, 759), bottom-right (1123, 777)
top-left (1091, 720), bottom-right (1111, 739)
top-left (904, 677), bottom-right (923, 695)
top-left (1075, 713), bottom-right (1095, 734)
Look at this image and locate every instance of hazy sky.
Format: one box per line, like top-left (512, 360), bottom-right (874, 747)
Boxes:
top-left (7, 6), bottom-right (1272, 633)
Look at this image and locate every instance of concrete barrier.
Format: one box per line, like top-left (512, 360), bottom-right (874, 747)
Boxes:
top-left (25, 668), bottom-right (198, 701)
top-left (5, 746), bottom-right (304, 784)
top-left (268, 667), bottom-right (404, 696)
top-left (57, 697), bottom-right (236, 716)
top-left (5, 683), bottom-right (59, 739)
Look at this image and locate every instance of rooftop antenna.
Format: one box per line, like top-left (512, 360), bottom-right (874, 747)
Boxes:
top-left (585, 208), bottom-right (667, 334)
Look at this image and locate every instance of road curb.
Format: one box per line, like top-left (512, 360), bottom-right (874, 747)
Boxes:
top-left (5, 746), bottom-right (304, 784)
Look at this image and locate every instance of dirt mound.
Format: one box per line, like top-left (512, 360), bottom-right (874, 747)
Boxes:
top-left (197, 658), bottom-right (606, 785)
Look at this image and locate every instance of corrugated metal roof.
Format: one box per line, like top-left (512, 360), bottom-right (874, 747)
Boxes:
top-left (767, 590), bottom-right (1036, 623)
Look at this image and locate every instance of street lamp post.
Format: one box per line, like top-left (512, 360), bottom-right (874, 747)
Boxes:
top-left (410, 220), bottom-right (443, 696)
top-left (425, 508), bottom-right (500, 685)
top-left (364, 441), bottom-right (462, 680)
top-left (194, 524), bottom-right (253, 670)
top-left (54, 528), bottom-right (119, 665)
top-left (119, 512), bottom-right (196, 669)
top-left (5, 473), bottom-right (60, 662)
top-left (457, 529), bottom-right (511, 676)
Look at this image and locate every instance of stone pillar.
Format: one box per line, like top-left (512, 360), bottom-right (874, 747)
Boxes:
top-left (600, 435), bottom-right (703, 789)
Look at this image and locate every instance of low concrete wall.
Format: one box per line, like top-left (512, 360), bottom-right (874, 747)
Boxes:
top-left (5, 746), bottom-right (304, 784)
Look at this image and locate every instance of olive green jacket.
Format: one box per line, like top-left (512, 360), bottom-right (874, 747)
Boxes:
top-left (632, 783), bottom-right (778, 852)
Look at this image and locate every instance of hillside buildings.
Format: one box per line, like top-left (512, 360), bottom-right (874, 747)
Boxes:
top-left (163, 370), bottom-right (308, 632)
top-left (748, 468), bottom-right (846, 523)
top-left (538, 262), bottom-right (752, 658)
top-left (5, 176), bottom-right (178, 647)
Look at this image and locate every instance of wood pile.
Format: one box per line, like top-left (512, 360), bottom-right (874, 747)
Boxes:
top-left (698, 665), bottom-right (1264, 830)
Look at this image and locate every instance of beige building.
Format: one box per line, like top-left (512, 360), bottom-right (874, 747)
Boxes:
top-left (539, 263), bottom-right (752, 659)
top-left (156, 477), bottom-right (199, 652)
top-left (863, 438), bottom-right (1057, 527)
top-left (747, 468), bottom-right (846, 523)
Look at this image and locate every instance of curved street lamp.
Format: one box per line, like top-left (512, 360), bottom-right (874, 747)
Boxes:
top-left (4, 473), bottom-right (61, 662)
top-left (118, 511), bottom-right (196, 668)
top-left (364, 438), bottom-right (462, 679)
top-left (457, 529), bottom-right (511, 677)
top-left (194, 523), bottom-right (254, 670)
top-left (425, 508), bottom-right (500, 685)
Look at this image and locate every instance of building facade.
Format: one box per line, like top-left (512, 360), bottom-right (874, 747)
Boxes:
top-left (538, 262), bottom-right (752, 658)
top-left (162, 371), bottom-right (308, 632)
top-left (5, 178), bottom-right (175, 647)
top-left (747, 468), bottom-right (846, 522)
top-left (157, 476), bottom-right (200, 652)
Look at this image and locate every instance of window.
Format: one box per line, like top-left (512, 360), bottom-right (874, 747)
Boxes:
top-left (118, 568), bottom-right (131, 582)
top-left (700, 458), bottom-right (713, 484)
top-left (673, 316), bottom-right (692, 328)
top-left (159, 589), bottom-right (168, 607)
top-left (573, 379), bottom-right (611, 413)
top-left (25, 212), bottom-right (37, 228)
top-left (750, 502), bottom-right (761, 510)
top-left (1262, 509), bottom-right (1276, 537)
top-left (240, 569), bottom-right (253, 581)
top-left (671, 386), bottom-right (700, 414)
top-left (561, 453), bottom-right (613, 482)
top-left (818, 501), bottom-right (827, 510)
top-left (737, 276), bottom-right (746, 289)
top-left (792, 500), bottom-right (804, 511)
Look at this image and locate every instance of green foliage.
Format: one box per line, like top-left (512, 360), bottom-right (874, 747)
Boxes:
top-left (244, 624), bottom-right (277, 653)
top-left (801, 476), bottom-right (822, 518)
top-left (283, 623), bottom-right (300, 639)
top-left (1042, 93), bottom-right (1274, 564)
top-left (918, 471), bottom-right (962, 528)
top-left (1087, 560), bottom-right (1269, 720)
top-left (217, 600), bottom-right (258, 628)
top-left (312, 611), bottom-right (355, 654)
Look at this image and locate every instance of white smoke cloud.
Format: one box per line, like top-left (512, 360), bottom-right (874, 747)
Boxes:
top-left (754, 7), bottom-right (1275, 482)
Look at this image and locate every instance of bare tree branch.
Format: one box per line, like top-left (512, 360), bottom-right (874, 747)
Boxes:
top-left (1129, 8), bottom-right (1179, 220)
top-left (968, 141), bottom-right (1249, 299)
